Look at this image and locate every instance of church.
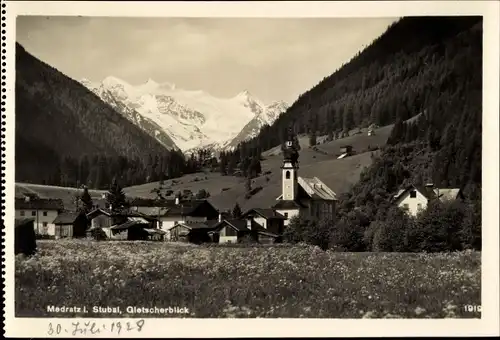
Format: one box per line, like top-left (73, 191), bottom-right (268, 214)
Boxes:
top-left (271, 135), bottom-right (338, 225)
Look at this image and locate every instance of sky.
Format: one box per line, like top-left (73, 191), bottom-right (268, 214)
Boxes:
top-left (16, 16), bottom-right (397, 104)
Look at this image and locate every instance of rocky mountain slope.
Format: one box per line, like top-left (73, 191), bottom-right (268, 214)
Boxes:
top-left (81, 77), bottom-right (288, 152)
top-left (15, 43), bottom-right (175, 186)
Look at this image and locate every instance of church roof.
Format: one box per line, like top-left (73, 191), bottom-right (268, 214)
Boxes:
top-left (272, 200), bottom-right (305, 210)
top-left (298, 177), bottom-right (337, 201)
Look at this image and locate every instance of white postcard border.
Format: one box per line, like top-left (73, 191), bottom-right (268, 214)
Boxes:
top-left (2, 1), bottom-right (499, 337)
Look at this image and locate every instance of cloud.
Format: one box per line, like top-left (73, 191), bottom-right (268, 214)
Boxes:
top-left (16, 16), bottom-right (397, 103)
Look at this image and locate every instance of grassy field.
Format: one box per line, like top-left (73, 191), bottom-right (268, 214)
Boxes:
top-left (15, 183), bottom-right (107, 209)
top-left (15, 240), bottom-right (481, 318)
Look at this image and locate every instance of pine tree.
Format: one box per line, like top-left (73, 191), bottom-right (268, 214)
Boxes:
top-left (232, 203), bottom-right (242, 218)
top-left (80, 186), bottom-right (93, 213)
top-left (107, 178), bottom-right (128, 212)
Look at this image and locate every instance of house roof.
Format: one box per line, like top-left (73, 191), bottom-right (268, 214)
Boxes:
top-left (132, 206), bottom-right (170, 217)
top-left (214, 219), bottom-right (249, 232)
top-left (86, 208), bottom-right (112, 219)
top-left (272, 200), bottom-right (305, 210)
top-left (437, 188), bottom-right (462, 201)
top-left (243, 208), bottom-right (286, 220)
top-left (15, 218), bottom-right (35, 228)
top-left (298, 177), bottom-right (338, 201)
top-left (173, 221), bottom-right (217, 230)
top-left (129, 199), bottom-right (216, 217)
top-left (15, 198), bottom-right (64, 211)
top-left (393, 184), bottom-right (462, 201)
top-left (143, 228), bottom-right (167, 235)
top-left (110, 217), bottom-right (151, 231)
top-left (53, 212), bottom-right (83, 224)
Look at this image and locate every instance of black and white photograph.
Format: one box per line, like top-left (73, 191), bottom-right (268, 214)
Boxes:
top-left (3, 0), bottom-right (499, 338)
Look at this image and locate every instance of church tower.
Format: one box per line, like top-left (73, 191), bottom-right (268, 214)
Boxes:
top-left (281, 129), bottom-right (300, 201)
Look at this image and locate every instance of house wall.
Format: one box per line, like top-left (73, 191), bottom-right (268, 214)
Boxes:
top-left (15, 209), bottom-right (58, 236)
top-left (91, 214), bottom-right (113, 229)
top-left (396, 190), bottom-right (428, 216)
top-left (220, 225), bottom-right (238, 237)
top-left (275, 208), bottom-right (300, 226)
top-left (266, 219), bottom-right (284, 235)
top-left (54, 224), bottom-right (74, 238)
top-left (219, 236), bottom-right (238, 244)
top-left (160, 216), bottom-right (206, 230)
top-left (253, 216), bottom-right (267, 229)
top-left (169, 225), bottom-right (190, 242)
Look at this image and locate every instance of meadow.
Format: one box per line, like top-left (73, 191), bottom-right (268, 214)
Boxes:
top-left (15, 240), bottom-right (481, 318)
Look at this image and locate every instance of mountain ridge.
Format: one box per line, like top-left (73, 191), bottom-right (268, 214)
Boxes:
top-left (15, 42), bottom-right (187, 188)
top-left (80, 76), bottom-right (289, 152)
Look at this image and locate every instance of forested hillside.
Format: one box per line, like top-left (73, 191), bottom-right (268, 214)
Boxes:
top-left (15, 43), bottom-right (190, 189)
top-left (228, 16), bottom-right (481, 196)
top-left (227, 16), bottom-right (483, 252)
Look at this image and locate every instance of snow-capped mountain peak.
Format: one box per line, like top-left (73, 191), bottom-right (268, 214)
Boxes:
top-left (81, 76), bottom-right (289, 152)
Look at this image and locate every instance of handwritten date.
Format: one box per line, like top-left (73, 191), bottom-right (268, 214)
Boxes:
top-left (48, 319), bottom-right (145, 336)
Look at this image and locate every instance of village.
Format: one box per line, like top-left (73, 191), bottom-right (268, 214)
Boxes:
top-left (14, 132), bottom-right (464, 253)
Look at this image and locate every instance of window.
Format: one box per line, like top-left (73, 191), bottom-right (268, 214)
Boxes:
top-left (410, 190), bottom-right (417, 198)
top-left (403, 204), bottom-right (409, 210)
top-left (43, 211), bottom-right (48, 216)
top-left (31, 211), bottom-right (36, 216)
top-left (285, 171), bottom-right (290, 179)
top-left (43, 222), bottom-right (48, 227)
top-left (20, 210), bottom-right (25, 216)
top-left (284, 212), bottom-right (289, 218)
top-left (417, 203), bottom-right (422, 211)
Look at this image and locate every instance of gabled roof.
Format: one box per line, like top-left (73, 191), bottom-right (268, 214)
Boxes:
top-left (298, 177), bottom-right (338, 201)
top-left (272, 200), bottom-right (305, 210)
top-left (86, 208), bottom-right (112, 219)
top-left (393, 184), bottom-right (462, 201)
top-left (15, 198), bottom-right (64, 211)
top-left (110, 217), bottom-right (151, 231)
top-left (132, 206), bottom-right (170, 217)
top-left (243, 208), bottom-right (286, 220)
top-left (173, 221), bottom-right (217, 230)
top-left (437, 188), bottom-right (463, 201)
top-left (213, 219), bottom-right (249, 232)
top-left (53, 212), bottom-right (84, 224)
top-left (143, 228), bottom-right (167, 235)
top-left (133, 199), bottom-right (217, 217)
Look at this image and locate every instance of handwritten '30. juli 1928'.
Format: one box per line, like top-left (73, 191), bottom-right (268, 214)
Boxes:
top-left (48, 319), bottom-right (145, 336)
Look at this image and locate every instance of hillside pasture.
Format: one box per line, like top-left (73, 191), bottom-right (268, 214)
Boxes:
top-left (124, 125), bottom-right (392, 211)
top-left (15, 240), bottom-right (481, 318)
top-left (15, 183), bottom-right (107, 210)
top-left (262, 123), bottom-right (393, 158)
top-left (123, 172), bottom-right (243, 201)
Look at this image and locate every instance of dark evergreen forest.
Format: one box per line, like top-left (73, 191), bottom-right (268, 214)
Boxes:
top-left (15, 43), bottom-right (212, 189)
top-left (226, 16), bottom-right (483, 251)
top-left (227, 16), bottom-right (482, 199)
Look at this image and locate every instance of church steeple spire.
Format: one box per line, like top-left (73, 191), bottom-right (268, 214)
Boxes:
top-left (281, 126), bottom-right (299, 200)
